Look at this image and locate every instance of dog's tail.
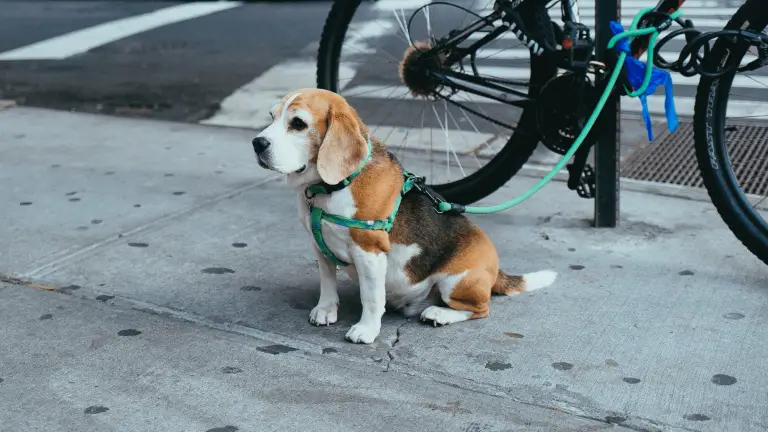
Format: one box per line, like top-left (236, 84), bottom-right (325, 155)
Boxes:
top-left (491, 269), bottom-right (558, 295)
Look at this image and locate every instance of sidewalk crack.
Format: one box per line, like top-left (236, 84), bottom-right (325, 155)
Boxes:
top-left (385, 319), bottom-right (409, 372)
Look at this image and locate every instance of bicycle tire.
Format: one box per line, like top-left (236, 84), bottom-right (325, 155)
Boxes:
top-left (316, 0), bottom-right (559, 205)
top-left (693, 0), bottom-right (768, 265)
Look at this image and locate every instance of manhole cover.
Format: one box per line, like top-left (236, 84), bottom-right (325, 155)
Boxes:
top-left (622, 120), bottom-right (768, 196)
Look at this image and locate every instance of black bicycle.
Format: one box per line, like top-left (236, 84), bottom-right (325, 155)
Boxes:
top-left (316, 0), bottom-right (768, 264)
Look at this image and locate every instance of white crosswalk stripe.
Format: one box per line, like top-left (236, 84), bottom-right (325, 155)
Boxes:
top-left (0, 2), bottom-right (244, 61)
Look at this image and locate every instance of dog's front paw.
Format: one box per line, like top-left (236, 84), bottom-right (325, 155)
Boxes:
top-left (309, 304), bottom-right (338, 326)
top-left (345, 322), bottom-right (380, 344)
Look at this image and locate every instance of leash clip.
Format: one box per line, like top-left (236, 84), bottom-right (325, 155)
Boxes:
top-left (409, 174), bottom-right (448, 214)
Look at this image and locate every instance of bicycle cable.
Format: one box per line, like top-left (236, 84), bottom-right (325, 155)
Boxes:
top-left (651, 13), bottom-right (768, 78)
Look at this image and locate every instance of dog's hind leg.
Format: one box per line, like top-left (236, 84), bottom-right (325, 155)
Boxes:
top-left (419, 228), bottom-right (499, 327)
top-left (420, 269), bottom-right (494, 326)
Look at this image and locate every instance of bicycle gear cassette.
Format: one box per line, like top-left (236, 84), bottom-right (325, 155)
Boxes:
top-left (399, 41), bottom-right (445, 99)
top-left (536, 72), bottom-right (601, 155)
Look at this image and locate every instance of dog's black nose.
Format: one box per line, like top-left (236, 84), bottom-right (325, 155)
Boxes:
top-left (252, 136), bottom-right (271, 154)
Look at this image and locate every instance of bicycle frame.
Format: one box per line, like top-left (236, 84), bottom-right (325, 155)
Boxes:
top-left (417, 0), bottom-right (688, 119)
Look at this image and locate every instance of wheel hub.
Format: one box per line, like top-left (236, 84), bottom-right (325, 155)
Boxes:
top-left (399, 41), bottom-right (444, 98)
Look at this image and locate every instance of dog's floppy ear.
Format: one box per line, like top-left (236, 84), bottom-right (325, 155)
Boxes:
top-left (317, 100), bottom-right (368, 185)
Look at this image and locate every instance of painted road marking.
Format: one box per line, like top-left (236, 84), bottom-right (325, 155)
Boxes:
top-left (0, 2), bottom-right (243, 61)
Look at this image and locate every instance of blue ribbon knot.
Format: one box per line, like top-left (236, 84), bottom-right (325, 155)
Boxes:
top-left (610, 21), bottom-right (679, 141)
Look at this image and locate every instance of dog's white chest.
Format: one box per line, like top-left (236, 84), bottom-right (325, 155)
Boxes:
top-left (296, 190), bottom-right (356, 265)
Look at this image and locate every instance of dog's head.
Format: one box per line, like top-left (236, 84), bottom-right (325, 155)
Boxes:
top-left (252, 88), bottom-right (369, 185)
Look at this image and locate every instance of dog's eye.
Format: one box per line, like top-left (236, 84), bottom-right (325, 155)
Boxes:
top-left (290, 117), bottom-right (308, 131)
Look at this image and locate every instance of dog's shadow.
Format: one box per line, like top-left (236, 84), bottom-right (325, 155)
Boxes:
top-left (282, 280), bottom-right (383, 322)
top-left (281, 279), bottom-right (421, 325)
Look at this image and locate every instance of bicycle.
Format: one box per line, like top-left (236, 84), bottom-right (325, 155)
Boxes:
top-left (316, 0), bottom-right (768, 265)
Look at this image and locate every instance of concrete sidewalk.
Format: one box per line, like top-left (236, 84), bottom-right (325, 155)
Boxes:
top-left (0, 105), bottom-right (766, 432)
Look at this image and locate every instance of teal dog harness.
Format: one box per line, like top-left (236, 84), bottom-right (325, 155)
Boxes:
top-left (304, 138), bottom-right (418, 267)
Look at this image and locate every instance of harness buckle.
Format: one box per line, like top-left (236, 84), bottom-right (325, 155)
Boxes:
top-left (304, 186), bottom-right (319, 207)
top-left (304, 188), bottom-right (315, 201)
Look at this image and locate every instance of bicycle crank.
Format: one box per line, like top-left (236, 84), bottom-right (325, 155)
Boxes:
top-left (536, 72), bottom-right (602, 199)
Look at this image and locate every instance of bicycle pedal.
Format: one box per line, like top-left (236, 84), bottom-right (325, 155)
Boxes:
top-left (567, 163), bottom-right (596, 199)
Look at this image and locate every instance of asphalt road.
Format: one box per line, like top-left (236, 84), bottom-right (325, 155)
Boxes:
top-left (0, 0), bottom-right (331, 122)
top-left (1, 0), bottom-right (766, 132)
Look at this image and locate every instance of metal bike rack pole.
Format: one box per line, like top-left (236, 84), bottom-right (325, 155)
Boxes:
top-left (593, 0), bottom-right (621, 227)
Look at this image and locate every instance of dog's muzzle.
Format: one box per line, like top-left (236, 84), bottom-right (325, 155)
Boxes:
top-left (250, 136), bottom-right (306, 173)
top-left (252, 136), bottom-right (272, 169)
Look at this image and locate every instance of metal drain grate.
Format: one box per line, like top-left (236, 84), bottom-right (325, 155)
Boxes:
top-left (621, 120), bottom-right (768, 196)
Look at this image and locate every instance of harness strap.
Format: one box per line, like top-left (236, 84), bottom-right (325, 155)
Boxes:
top-left (308, 156), bottom-right (418, 266)
top-left (305, 140), bottom-right (373, 200)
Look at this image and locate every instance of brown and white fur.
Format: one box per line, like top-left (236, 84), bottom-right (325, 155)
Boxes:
top-left (252, 88), bottom-right (557, 344)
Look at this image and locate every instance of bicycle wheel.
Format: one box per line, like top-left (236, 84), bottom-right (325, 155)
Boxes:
top-left (693, 0), bottom-right (768, 264)
top-left (316, 0), bottom-right (559, 205)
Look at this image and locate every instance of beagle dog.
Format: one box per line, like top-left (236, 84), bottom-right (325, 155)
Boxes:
top-left (252, 88), bottom-right (557, 344)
